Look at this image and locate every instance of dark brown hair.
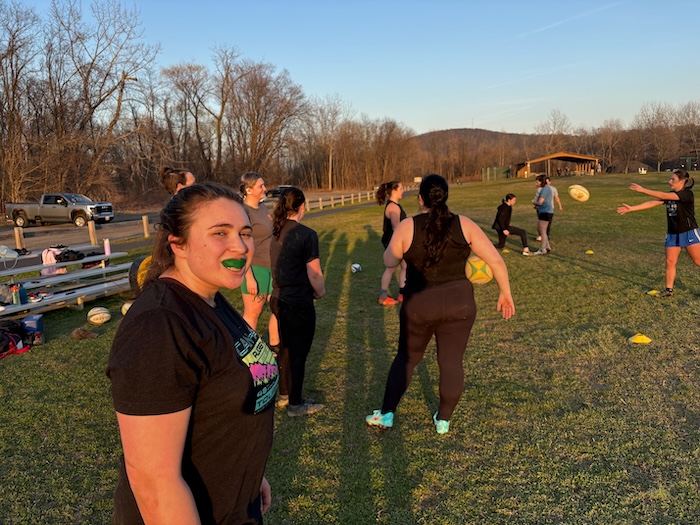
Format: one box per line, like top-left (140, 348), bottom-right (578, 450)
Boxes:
top-left (419, 174), bottom-right (453, 271)
top-left (376, 180), bottom-right (401, 205)
top-left (272, 187), bottom-right (306, 238)
top-left (673, 168), bottom-right (695, 190)
top-left (144, 183), bottom-right (242, 287)
top-left (160, 166), bottom-right (193, 196)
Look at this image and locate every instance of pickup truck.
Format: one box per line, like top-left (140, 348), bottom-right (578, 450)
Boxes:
top-left (3, 193), bottom-right (115, 227)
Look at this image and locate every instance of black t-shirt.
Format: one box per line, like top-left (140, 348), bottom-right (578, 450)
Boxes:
top-left (107, 278), bottom-right (278, 524)
top-left (404, 213), bottom-right (471, 293)
top-left (270, 220), bottom-right (320, 305)
top-left (666, 188), bottom-right (697, 234)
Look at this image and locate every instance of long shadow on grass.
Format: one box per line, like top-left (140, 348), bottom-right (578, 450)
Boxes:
top-left (540, 250), bottom-right (673, 290)
top-left (267, 227), bottom-right (344, 523)
top-left (336, 225), bottom-right (412, 524)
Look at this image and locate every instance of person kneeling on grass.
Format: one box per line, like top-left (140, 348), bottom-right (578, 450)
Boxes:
top-left (492, 193), bottom-right (532, 256)
top-left (617, 168), bottom-right (700, 297)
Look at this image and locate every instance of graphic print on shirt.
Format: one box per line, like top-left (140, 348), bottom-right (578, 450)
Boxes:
top-left (666, 201), bottom-right (678, 217)
top-left (233, 328), bottom-right (279, 414)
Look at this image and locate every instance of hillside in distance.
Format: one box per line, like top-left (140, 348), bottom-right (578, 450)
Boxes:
top-left (414, 127), bottom-right (530, 145)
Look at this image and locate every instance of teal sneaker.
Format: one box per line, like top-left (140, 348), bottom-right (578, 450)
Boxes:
top-left (365, 410), bottom-right (394, 429)
top-left (433, 412), bottom-right (450, 434)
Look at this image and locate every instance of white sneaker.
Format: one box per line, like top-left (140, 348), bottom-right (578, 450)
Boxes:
top-left (522, 250), bottom-right (532, 256)
top-left (533, 249), bottom-right (547, 255)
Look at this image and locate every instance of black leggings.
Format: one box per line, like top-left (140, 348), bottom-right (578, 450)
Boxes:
top-left (494, 226), bottom-right (528, 249)
top-left (271, 298), bottom-right (316, 406)
top-left (381, 280), bottom-right (477, 421)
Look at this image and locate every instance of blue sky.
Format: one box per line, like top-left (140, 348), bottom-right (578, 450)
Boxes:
top-left (31, 0), bottom-right (700, 134)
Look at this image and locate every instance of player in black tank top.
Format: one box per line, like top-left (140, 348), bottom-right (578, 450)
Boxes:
top-left (366, 175), bottom-right (515, 435)
top-left (376, 181), bottom-right (408, 305)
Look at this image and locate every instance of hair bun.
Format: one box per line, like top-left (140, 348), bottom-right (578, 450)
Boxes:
top-left (429, 187), bottom-right (446, 205)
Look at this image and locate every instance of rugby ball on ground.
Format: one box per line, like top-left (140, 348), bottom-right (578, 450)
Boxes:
top-left (87, 306), bottom-right (111, 325)
top-left (465, 254), bottom-right (493, 285)
top-left (568, 184), bottom-right (590, 202)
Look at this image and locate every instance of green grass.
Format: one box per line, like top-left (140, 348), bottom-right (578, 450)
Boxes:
top-left (1, 173), bottom-right (700, 524)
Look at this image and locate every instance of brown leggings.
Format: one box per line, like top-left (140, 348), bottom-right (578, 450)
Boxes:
top-left (381, 280), bottom-right (477, 421)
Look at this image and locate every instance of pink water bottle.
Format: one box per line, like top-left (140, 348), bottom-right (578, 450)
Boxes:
top-left (103, 238), bottom-right (111, 256)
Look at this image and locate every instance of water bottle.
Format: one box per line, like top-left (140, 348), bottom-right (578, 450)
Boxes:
top-left (19, 284), bottom-right (27, 304)
top-left (11, 285), bottom-right (20, 305)
top-left (103, 238), bottom-right (111, 256)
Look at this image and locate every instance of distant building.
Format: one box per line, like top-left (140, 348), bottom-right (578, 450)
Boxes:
top-left (515, 152), bottom-right (599, 178)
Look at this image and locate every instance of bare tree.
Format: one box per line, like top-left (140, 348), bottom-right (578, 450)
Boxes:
top-left (0, 2), bottom-right (41, 202)
top-left (206, 46), bottom-right (247, 180)
top-left (310, 93), bottom-right (354, 190)
top-left (618, 128), bottom-right (644, 174)
top-left (534, 109), bottom-right (572, 155)
top-left (596, 118), bottom-right (624, 169)
top-left (634, 101), bottom-right (679, 172)
top-left (37, 0), bottom-right (158, 197)
top-left (226, 60), bottom-right (307, 175)
top-left (676, 100), bottom-right (700, 161)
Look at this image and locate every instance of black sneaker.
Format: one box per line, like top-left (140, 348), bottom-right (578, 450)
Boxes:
top-left (287, 402), bottom-right (325, 417)
top-left (657, 289), bottom-right (673, 297)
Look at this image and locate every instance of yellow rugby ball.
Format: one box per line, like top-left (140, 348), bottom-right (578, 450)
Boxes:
top-left (568, 184), bottom-right (590, 202)
top-left (465, 254), bottom-right (493, 284)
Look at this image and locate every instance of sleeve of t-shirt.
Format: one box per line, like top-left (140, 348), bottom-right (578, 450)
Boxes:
top-left (676, 188), bottom-right (694, 204)
top-left (304, 229), bottom-right (320, 264)
top-left (108, 309), bottom-right (201, 415)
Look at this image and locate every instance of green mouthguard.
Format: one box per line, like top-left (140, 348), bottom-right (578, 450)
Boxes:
top-left (222, 258), bottom-right (246, 269)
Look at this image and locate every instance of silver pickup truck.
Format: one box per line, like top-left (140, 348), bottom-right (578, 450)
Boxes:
top-left (3, 193), bottom-right (115, 227)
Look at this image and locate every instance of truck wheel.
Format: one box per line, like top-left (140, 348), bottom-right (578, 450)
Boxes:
top-left (73, 213), bottom-right (87, 227)
top-left (14, 213), bottom-right (28, 228)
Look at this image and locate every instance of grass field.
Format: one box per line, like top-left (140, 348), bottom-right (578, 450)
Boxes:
top-left (1, 172), bottom-right (700, 524)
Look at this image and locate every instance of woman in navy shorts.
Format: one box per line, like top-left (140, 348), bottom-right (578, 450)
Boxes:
top-left (617, 169), bottom-right (700, 297)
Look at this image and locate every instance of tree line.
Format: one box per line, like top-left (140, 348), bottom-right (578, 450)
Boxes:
top-left (1, 1), bottom-right (698, 208)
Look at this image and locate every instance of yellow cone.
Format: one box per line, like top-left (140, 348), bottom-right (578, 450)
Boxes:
top-left (646, 290), bottom-right (659, 296)
top-left (585, 250), bottom-right (594, 255)
top-left (628, 333), bottom-right (652, 344)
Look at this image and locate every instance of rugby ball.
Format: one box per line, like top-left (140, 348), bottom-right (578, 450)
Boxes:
top-left (87, 306), bottom-right (111, 325)
top-left (121, 302), bottom-right (133, 316)
top-left (568, 184), bottom-right (590, 202)
top-left (129, 255), bottom-right (151, 295)
top-left (465, 254), bottom-right (493, 285)
top-left (351, 263), bottom-right (362, 273)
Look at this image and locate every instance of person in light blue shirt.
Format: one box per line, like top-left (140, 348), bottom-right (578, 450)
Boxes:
top-left (532, 175), bottom-right (554, 254)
